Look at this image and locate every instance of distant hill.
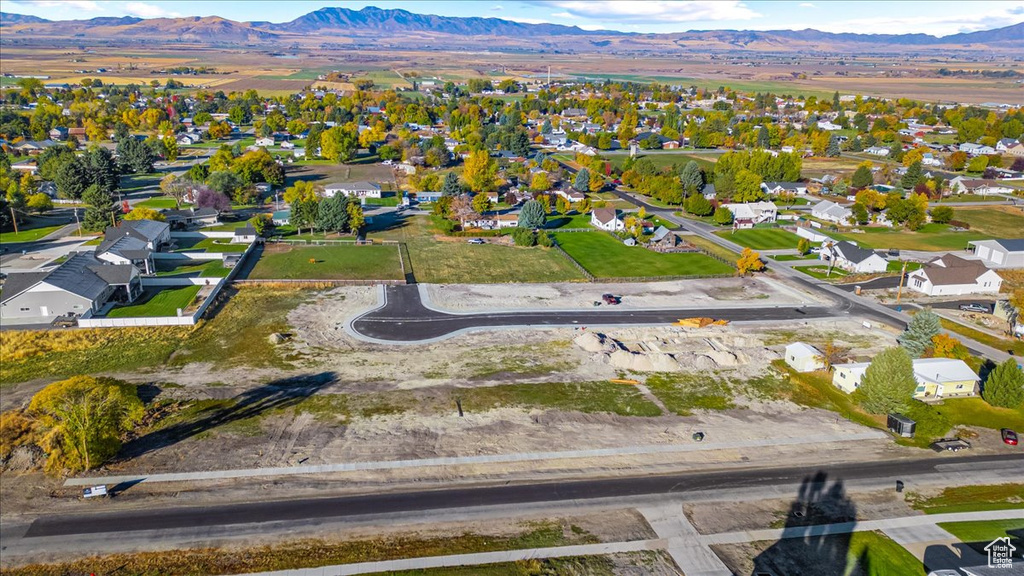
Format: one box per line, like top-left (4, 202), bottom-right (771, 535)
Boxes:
top-left (0, 6), bottom-right (1019, 51)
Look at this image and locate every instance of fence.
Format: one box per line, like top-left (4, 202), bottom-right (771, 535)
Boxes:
top-left (550, 241), bottom-right (596, 281)
top-left (795, 226), bottom-right (833, 244)
top-left (231, 278), bottom-right (405, 286)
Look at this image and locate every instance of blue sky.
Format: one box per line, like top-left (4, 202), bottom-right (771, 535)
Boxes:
top-left (4, 1), bottom-right (1022, 36)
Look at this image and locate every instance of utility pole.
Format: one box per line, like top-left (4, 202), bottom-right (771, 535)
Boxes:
top-left (10, 206), bottom-right (18, 234)
top-left (895, 260), bottom-right (908, 308)
top-left (73, 208), bottom-right (80, 235)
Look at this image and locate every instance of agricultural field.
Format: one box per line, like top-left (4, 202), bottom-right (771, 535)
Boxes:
top-left (106, 285), bottom-right (202, 318)
top-left (714, 228), bottom-right (802, 250)
top-left (248, 244), bottom-right (404, 280)
top-left (552, 231), bottom-right (734, 279)
top-left (369, 215), bottom-right (585, 283)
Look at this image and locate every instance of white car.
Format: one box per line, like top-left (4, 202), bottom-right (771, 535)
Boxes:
top-left (467, 238), bottom-right (485, 245)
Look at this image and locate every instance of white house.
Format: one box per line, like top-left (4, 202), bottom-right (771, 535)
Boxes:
top-left (721, 201), bottom-right (778, 228)
top-left (816, 120), bottom-right (842, 131)
top-left (784, 342), bottom-right (825, 373)
top-left (761, 182), bottom-right (808, 196)
top-left (820, 241), bottom-right (888, 274)
top-left (495, 214), bottom-right (519, 228)
top-left (591, 208), bottom-right (624, 231)
top-left (969, 239), bottom-right (1024, 268)
top-left (947, 176), bottom-right (1014, 196)
top-left (864, 146), bottom-right (890, 157)
top-left (906, 254), bottom-right (1003, 297)
top-left (959, 143), bottom-right (996, 156)
top-left (323, 181), bottom-right (383, 200)
top-left (254, 137), bottom-right (275, 147)
top-left (920, 153), bottom-right (942, 167)
top-left (831, 358), bottom-right (979, 400)
top-left (811, 200), bottom-right (853, 225)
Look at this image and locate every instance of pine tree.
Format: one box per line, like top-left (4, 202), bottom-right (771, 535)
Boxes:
top-left (983, 359), bottom-right (1024, 409)
top-left (899, 308), bottom-right (942, 358)
top-left (316, 195), bottom-right (349, 233)
top-left (81, 184), bottom-right (115, 232)
top-left (857, 347), bottom-right (917, 414)
top-left (574, 168), bottom-right (590, 192)
top-left (756, 126), bottom-right (770, 149)
top-left (851, 165), bottom-right (873, 189)
top-left (901, 161), bottom-right (923, 190)
top-left (518, 199), bottom-right (547, 229)
top-left (679, 160), bottom-right (704, 194)
top-left (826, 136), bottom-right (840, 158)
top-left (441, 172), bottom-right (462, 197)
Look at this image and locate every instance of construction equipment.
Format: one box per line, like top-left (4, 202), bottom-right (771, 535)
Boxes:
top-left (673, 317), bottom-right (730, 328)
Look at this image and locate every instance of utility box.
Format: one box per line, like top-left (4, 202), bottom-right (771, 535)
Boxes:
top-left (887, 413), bottom-right (916, 438)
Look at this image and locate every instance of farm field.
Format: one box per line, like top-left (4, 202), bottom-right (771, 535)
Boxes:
top-left (553, 231), bottom-right (734, 279)
top-left (715, 228), bottom-right (802, 250)
top-left (370, 215), bottom-right (585, 283)
top-left (248, 244), bottom-right (404, 280)
top-left (106, 285), bottom-right (202, 318)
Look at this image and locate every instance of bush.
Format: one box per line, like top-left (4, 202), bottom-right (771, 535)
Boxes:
top-left (931, 206), bottom-right (954, 224)
top-left (511, 226), bottom-right (537, 247)
top-left (537, 232), bottom-right (554, 247)
top-left (948, 219), bottom-right (971, 230)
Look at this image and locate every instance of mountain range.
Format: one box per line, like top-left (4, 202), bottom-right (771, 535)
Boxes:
top-left (1, 6), bottom-right (1021, 51)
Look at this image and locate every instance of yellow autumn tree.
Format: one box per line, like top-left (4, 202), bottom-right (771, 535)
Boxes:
top-left (463, 150), bottom-right (497, 192)
top-left (736, 247), bottom-right (765, 276)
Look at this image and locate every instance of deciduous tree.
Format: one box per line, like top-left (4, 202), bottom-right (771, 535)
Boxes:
top-left (123, 207), bottom-right (164, 222)
top-left (736, 247), bottom-right (765, 275)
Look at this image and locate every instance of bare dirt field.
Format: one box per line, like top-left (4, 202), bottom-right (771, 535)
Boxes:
top-left (424, 276), bottom-right (828, 312)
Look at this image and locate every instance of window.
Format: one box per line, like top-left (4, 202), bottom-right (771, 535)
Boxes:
top-left (19, 307), bottom-right (30, 312)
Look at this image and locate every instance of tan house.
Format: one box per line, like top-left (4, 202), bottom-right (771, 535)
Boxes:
top-left (831, 357), bottom-right (979, 400)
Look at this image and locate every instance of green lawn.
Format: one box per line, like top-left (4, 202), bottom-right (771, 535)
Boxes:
top-left (793, 264), bottom-right (849, 280)
top-left (204, 220), bottom-right (252, 231)
top-left (249, 245), bottom-right (404, 280)
top-left (715, 228), bottom-right (802, 250)
top-left (545, 213), bottom-right (595, 229)
top-left (107, 286), bottom-right (202, 318)
top-left (831, 223), bottom-right (988, 251)
top-left (135, 196), bottom-right (186, 210)
top-left (954, 206), bottom-right (1024, 238)
top-left (364, 194), bottom-right (401, 207)
top-left (119, 172), bottom-right (162, 193)
top-left (172, 237), bottom-right (249, 253)
top-left (553, 232), bottom-right (734, 279)
top-left (887, 260), bottom-right (923, 273)
top-left (154, 259), bottom-right (231, 278)
top-left (846, 531), bottom-right (926, 576)
top-left (0, 224), bottom-right (64, 243)
top-left (909, 484), bottom-right (1024, 515)
top-left (937, 518), bottom-right (1024, 545)
top-left (370, 216), bottom-right (585, 284)
top-left (606, 152), bottom-right (719, 173)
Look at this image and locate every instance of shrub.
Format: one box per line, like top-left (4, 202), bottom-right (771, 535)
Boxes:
top-left (511, 226), bottom-right (537, 247)
top-left (947, 219), bottom-right (971, 230)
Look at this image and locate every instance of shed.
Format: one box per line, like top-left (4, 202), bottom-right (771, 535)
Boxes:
top-left (784, 342), bottom-right (825, 373)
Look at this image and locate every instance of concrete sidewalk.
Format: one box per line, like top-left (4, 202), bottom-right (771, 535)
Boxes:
top-left (64, 430), bottom-right (886, 486)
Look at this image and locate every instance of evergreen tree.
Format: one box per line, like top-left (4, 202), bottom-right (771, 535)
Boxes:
top-left (756, 126), bottom-right (771, 149)
top-left (982, 359), bottom-right (1024, 409)
top-left (316, 195), bottom-right (349, 233)
top-left (679, 160), bottom-right (705, 195)
top-left (518, 199), bottom-right (547, 229)
top-left (851, 165), bottom-right (873, 188)
top-left (574, 168), bottom-right (590, 192)
top-left (82, 146), bottom-right (119, 195)
top-left (899, 308), bottom-right (942, 358)
top-left (857, 347), bottom-right (917, 414)
top-left (441, 171), bottom-right (462, 197)
top-left (81, 184), bottom-right (115, 232)
top-left (901, 161), bottom-right (923, 190)
top-left (53, 158), bottom-right (88, 199)
top-left (826, 136), bottom-right (840, 158)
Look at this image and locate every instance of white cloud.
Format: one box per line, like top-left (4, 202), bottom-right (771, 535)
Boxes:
top-left (490, 4), bottom-right (503, 10)
top-left (122, 2), bottom-right (180, 18)
top-left (809, 2), bottom-right (1024, 36)
top-left (799, 3), bottom-right (816, 7)
top-left (13, 0), bottom-right (102, 11)
top-left (503, 15), bottom-right (554, 24)
top-left (529, 1), bottom-right (761, 23)
top-left (551, 11), bottom-right (573, 18)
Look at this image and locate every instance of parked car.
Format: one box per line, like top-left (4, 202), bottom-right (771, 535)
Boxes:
top-left (602, 293), bottom-right (621, 305)
top-left (959, 303), bottom-right (990, 313)
top-left (1002, 428), bottom-right (1018, 446)
top-left (467, 238), bottom-right (485, 245)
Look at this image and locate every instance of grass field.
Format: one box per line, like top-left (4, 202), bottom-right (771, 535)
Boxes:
top-left (909, 484), bottom-right (1024, 515)
top-left (938, 318), bottom-right (1024, 356)
top-left (107, 286), bottom-right (202, 318)
top-left (606, 151), bottom-right (719, 173)
top-left (715, 228), bottom-right (802, 250)
top-left (135, 196), bottom-right (186, 210)
top-left (248, 245), bottom-right (404, 280)
top-left (954, 206), bottom-right (1024, 238)
top-left (545, 213), bottom-right (595, 229)
top-left (154, 259), bottom-right (231, 278)
top-left (173, 237), bottom-right (249, 253)
top-left (937, 520), bottom-right (1024, 547)
top-left (0, 223), bottom-right (64, 243)
top-left (831, 223), bottom-right (988, 251)
top-left (845, 531), bottom-right (925, 575)
top-left (553, 232), bottom-right (734, 278)
top-left (370, 216), bottom-right (585, 284)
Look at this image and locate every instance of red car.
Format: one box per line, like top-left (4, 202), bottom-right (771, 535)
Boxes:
top-left (1002, 428), bottom-right (1018, 446)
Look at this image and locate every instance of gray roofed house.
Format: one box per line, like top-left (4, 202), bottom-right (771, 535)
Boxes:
top-left (906, 254), bottom-right (1002, 296)
top-left (820, 241), bottom-right (888, 274)
top-left (968, 238), bottom-right (1024, 268)
top-left (0, 252), bottom-right (141, 325)
top-left (95, 219), bottom-right (170, 274)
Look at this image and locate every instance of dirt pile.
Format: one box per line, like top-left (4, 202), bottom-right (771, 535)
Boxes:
top-left (573, 332), bottom-right (618, 353)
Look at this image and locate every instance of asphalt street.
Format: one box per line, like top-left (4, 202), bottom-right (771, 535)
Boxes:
top-left (23, 453), bottom-right (1023, 538)
top-left (349, 285), bottom-right (837, 342)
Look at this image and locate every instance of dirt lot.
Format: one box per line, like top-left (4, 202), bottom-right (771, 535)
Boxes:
top-left (424, 276), bottom-right (828, 312)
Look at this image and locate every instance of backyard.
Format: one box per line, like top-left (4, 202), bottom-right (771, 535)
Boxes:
top-left (154, 259), bottom-right (231, 278)
top-left (552, 231), bottom-right (734, 279)
top-left (714, 228), bottom-right (802, 250)
top-left (248, 244), bottom-right (404, 280)
top-left (369, 215), bottom-right (585, 283)
top-left (106, 285), bottom-right (202, 318)
top-left (172, 237), bottom-right (249, 253)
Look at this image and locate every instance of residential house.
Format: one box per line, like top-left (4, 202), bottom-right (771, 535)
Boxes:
top-left (495, 214), bottom-right (519, 228)
top-left (820, 241), bottom-right (888, 274)
top-left (161, 207), bottom-right (219, 228)
top-left (48, 126), bottom-right (68, 141)
top-left (864, 146), bottom-right (890, 156)
top-left (721, 201), bottom-right (778, 228)
top-left (762, 182), bottom-right (808, 196)
top-left (784, 342), bottom-right (825, 373)
top-left (0, 252), bottom-right (142, 324)
top-left (272, 210), bottom-right (290, 226)
top-left (816, 120), bottom-right (842, 131)
top-left (905, 254), bottom-right (1003, 296)
top-left (1006, 142), bottom-right (1024, 158)
top-left (920, 153), bottom-right (942, 167)
top-left (323, 181), bottom-right (382, 200)
top-left (995, 138), bottom-right (1019, 152)
top-left (254, 136), bottom-right (275, 147)
top-left (968, 239), bottom-right (1024, 268)
top-left (831, 358), bottom-right (979, 400)
top-left (811, 200), bottom-right (853, 224)
top-left (94, 219), bottom-right (171, 274)
top-left (232, 225), bottom-right (258, 243)
top-left (647, 226), bottom-right (684, 252)
top-left (591, 208), bottom-right (624, 231)
top-left (948, 176), bottom-right (1014, 196)
top-left (959, 143), bottom-right (996, 156)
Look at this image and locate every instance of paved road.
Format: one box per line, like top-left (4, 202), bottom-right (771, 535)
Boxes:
top-left (349, 284), bottom-right (836, 342)
top-left (23, 453), bottom-right (1024, 538)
